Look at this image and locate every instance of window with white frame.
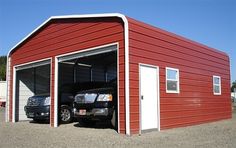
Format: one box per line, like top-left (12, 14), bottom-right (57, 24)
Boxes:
top-left (166, 67), bottom-right (179, 93)
top-left (213, 76), bottom-right (221, 95)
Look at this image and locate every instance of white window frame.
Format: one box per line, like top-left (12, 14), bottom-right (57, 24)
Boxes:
top-left (166, 67), bottom-right (180, 93)
top-left (213, 75), bottom-right (221, 95)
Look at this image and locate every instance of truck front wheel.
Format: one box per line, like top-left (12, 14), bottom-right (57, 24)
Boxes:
top-left (60, 105), bottom-right (72, 124)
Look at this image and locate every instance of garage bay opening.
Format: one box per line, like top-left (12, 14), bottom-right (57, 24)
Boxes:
top-left (58, 44), bottom-right (118, 130)
top-left (15, 62), bottom-right (51, 122)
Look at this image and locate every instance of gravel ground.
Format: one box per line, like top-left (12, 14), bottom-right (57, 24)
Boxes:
top-left (0, 107), bottom-right (235, 148)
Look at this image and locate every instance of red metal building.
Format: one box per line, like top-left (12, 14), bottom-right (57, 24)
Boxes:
top-left (6, 13), bottom-right (231, 135)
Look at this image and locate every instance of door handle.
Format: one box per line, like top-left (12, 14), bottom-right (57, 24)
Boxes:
top-left (141, 95), bottom-right (144, 100)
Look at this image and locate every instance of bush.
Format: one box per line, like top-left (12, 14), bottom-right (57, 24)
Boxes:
top-left (0, 56), bottom-right (7, 81)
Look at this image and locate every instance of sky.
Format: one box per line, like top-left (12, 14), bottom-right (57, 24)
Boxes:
top-left (0, 0), bottom-right (235, 82)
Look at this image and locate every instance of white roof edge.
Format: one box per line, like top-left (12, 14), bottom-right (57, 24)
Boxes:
top-left (7, 13), bottom-right (126, 57)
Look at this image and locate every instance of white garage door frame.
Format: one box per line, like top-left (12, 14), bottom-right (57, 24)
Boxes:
top-left (12, 58), bottom-right (52, 122)
top-left (54, 42), bottom-right (120, 132)
top-left (139, 63), bottom-right (160, 134)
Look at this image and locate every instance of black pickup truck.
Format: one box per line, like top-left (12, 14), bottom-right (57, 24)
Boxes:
top-left (73, 80), bottom-right (117, 128)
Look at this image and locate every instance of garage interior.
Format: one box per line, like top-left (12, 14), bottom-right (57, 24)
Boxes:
top-left (58, 51), bottom-right (117, 87)
top-left (57, 46), bottom-right (118, 128)
top-left (15, 63), bottom-right (50, 122)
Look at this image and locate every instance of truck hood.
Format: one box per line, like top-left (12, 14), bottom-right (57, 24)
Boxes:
top-left (77, 87), bottom-right (114, 94)
top-left (32, 94), bottom-right (50, 98)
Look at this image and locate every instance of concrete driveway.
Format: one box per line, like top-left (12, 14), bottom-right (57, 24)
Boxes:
top-left (0, 107), bottom-right (235, 148)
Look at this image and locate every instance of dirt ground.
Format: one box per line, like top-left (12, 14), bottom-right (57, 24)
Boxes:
top-left (0, 107), bottom-right (235, 148)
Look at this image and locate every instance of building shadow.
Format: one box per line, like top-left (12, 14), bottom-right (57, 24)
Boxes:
top-left (73, 120), bottom-right (114, 129)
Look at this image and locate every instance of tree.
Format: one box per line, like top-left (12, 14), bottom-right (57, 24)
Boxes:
top-left (0, 56), bottom-right (7, 81)
top-left (231, 81), bottom-right (236, 92)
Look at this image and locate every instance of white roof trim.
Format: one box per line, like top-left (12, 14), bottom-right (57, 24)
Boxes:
top-left (7, 13), bottom-right (124, 57)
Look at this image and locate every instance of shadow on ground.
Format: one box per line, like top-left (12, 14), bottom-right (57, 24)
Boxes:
top-left (29, 120), bottom-right (50, 124)
top-left (73, 120), bottom-right (114, 129)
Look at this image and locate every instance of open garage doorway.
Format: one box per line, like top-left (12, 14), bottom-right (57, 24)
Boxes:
top-left (14, 60), bottom-right (51, 122)
top-left (57, 44), bottom-right (118, 130)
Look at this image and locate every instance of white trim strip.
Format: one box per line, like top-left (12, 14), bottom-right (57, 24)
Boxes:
top-left (122, 16), bottom-right (130, 136)
top-left (15, 59), bottom-right (51, 71)
top-left (54, 57), bottom-right (58, 127)
top-left (116, 43), bottom-right (120, 133)
top-left (12, 66), bottom-right (16, 122)
top-left (13, 58), bottom-right (51, 69)
top-left (157, 66), bottom-right (161, 132)
top-left (57, 43), bottom-right (117, 62)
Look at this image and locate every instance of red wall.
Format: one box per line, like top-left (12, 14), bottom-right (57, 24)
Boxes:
top-left (9, 17), bottom-right (126, 133)
top-left (128, 17), bottom-right (231, 134)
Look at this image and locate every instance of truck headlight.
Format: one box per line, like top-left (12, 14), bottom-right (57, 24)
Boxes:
top-left (97, 94), bottom-right (113, 101)
top-left (43, 97), bottom-right (50, 106)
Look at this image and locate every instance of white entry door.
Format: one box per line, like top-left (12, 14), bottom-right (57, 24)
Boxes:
top-left (140, 64), bottom-right (159, 131)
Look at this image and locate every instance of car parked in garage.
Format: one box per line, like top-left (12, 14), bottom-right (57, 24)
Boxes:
top-left (24, 94), bottom-right (50, 121)
top-left (24, 93), bottom-right (74, 124)
top-left (73, 79), bottom-right (117, 128)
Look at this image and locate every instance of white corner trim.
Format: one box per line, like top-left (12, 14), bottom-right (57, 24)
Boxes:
top-left (116, 43), bottom-right (120, 134)
top-left (54, 58), bottom-right (58, 127)
top-left (12, 66), bottom-right (16, 122)
top-left (157, 67), bottom-right (161, 132)
top-left (121, 15), bottom-right (130, 136)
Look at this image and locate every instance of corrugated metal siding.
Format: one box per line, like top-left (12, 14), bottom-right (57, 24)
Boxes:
top-left (9, 18), bottom-right (126, 132)
top-left (128, 18), bottom-right (231, 133)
